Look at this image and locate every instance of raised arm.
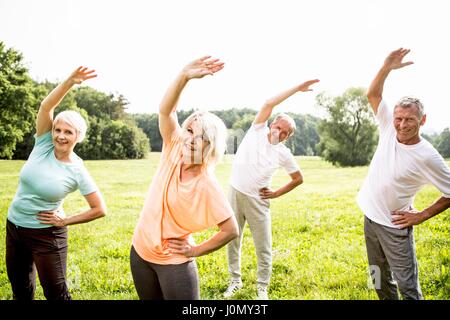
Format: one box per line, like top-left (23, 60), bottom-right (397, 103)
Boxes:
top-left (253, 79), bottom-right (319, 125)
top-left (36, 66), bottom-right (97, 137)
top-left (367, 48), bottom-right (414, 114)
top-left (158, 56), bottom-right (224, 143)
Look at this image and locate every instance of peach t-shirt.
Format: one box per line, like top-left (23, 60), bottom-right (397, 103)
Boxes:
top-left (132, 129), bottom-right (233, 265)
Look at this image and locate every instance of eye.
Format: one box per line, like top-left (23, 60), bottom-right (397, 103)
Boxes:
top-left (187, 128), bottom-right (193, 134)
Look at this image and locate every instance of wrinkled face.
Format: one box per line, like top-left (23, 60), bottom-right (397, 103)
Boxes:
top-left (52, 120), bottom-right (78, 153)
top-left (269, 118), bottom-right (292, 145)
top-left (182, 119), bottom-right (210, 165)
top-left (393, 105), bottom-right (426, 144)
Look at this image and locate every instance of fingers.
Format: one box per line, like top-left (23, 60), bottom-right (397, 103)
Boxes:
top-left (391, 214), bottom-right (404, 223)
top-left (198, 55), bottom-right (212, 63)
top-left (306, 79), bottom-right (320, 85)
top-left (259, 189), bottom-right (273, 199)
top-left (400, 61), bottom-right (414, 67)
top-left (36, 213), bottom-right (55, 224)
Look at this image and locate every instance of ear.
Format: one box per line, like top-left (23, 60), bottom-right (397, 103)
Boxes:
top-left (420, 114), bottom-right (427, 126)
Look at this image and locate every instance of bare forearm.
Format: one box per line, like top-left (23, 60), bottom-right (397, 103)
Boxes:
top-left (368, 66), bottom-right (391, 97)
top-left (159, 72), bottom-right (189, 116)
top-left (40, 78), bottom-right (74, 113)
top-left (275, 178), bottom-right (303, 198)
top-left (265, 85), bottom-right (301, 108)
top-left (255, 86), bottom-right (300, 124)
top-left (421, 196), bottom-right (450, 222)
top-left (193, 230), bottom-right (237, 257)
top-left (63, 207), bottom-right (106, 226)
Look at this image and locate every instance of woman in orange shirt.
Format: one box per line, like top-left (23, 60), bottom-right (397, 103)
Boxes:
top-left (130, 56), bottom-right (239, 300)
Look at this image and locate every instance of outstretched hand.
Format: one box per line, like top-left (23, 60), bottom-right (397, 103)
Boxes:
top-left (297, 79), bottom-right (320, 92)
top-left (182, 56), bottom-right (225, 80)
top-left (68, 66), bottom-right (97, 85)
top-left (383, 48), bottom-right (414, 71)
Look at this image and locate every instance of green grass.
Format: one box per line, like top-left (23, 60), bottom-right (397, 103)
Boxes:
top-left (0, 155), bottom-right (449, 300)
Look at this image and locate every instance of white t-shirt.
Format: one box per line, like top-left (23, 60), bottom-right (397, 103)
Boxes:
top-left (357, 100), bottom-right (450, 228)
top-left (230, 122), bottom-right (300, 198)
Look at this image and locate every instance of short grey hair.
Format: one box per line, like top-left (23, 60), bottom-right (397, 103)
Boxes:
top-left (395, 96), bottom-right (424, 118)
top-left (53, 110), bottom-right (88, 143)
top-left (272, 113), bottom-right (296, 138)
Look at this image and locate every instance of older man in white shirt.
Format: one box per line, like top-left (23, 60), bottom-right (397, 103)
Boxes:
top-left (358, 48), bottom-right (450, 300)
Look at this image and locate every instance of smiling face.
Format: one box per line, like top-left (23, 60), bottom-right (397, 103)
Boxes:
top-left (393, 105), bottom-right (426, 145)
top-left (52, 120), bottom-right (78, 154)
top-left (269, 118), bottom-right (293, 145)
top-left (182, 119), bottom-right (210, 165)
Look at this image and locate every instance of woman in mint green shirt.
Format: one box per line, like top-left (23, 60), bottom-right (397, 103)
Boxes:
top-left (6, 66), bottom-right (107, 300)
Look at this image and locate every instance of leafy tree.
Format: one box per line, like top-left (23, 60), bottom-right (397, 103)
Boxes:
top-left (0, 42), bottom-right (42, 159)
top-left (435, 128), bottom-right (450, 158)
top-left (285, 113), bottom-right (321, 156)
top-left (132, 113), bottom-right (160, 151)
top-left (316, 88), bottom-right (378, 166)
top-left (74, 86), bottom-right (127, 120)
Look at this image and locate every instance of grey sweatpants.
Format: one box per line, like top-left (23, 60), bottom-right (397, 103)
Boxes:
top-left (227, 186), bottom-right (272, 286)
top-left (364, 215), bottom-right (423, 300)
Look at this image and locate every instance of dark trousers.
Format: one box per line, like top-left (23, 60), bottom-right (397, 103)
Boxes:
top-left (130, 245), bottom-right (200, 300)
top-left (5, 219), bottom-right (71, 300)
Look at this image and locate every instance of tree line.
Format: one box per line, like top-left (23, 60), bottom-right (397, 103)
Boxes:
top-left (1, 42), bottom-right (449, 166)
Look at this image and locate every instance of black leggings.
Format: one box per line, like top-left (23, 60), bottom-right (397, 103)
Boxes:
top-left (5, 219), bottom-right (71, 300)
top-left (130, 245), bottom-right (200, 300)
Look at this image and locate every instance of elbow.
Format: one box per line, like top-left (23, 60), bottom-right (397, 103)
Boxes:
top-left (229, 223), bottom-right (239, 241)
top-left (296, 177), bottom-right (304, 187)
top-left (230, 228), bottom-right (239, 241)
top-left (263, 100), bottom-right (275, 109)
top-left (366, 90), bottom-right (380, 101)
top-left (97, 206), bottom-right (107, 219)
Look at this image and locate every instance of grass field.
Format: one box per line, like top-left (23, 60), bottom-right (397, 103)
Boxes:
top-left (0, 154), bottom-right (449, 300)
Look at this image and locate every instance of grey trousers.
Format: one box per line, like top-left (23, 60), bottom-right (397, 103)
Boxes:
top-left (227, 186), bottom-right (272, 286)
top-left (364, 215), bottom-right (423, 300)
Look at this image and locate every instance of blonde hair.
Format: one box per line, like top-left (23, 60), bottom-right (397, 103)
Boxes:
top-left (53, 110), bottom-right (88, 143)
top-left (181, 111), bottom-right (228, 167)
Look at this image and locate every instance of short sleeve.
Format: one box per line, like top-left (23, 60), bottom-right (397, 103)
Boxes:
top-left (29, 131), bottom-right (54, 159)
top-left (375, 99), bottom-right (394, 134)
top-left (280, 149), bottom-right (300, 174)
top-left (250, 121), bottom-right (267, 132)
top-left (420, 151), bottom-right (450, 198)
top-left (77, 165), bottom-right (99, 196)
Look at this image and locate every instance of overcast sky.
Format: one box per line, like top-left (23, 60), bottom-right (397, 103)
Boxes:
top-left (1, 0), bottom-right (449, 132)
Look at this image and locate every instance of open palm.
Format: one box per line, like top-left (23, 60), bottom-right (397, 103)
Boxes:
top-left (69, 66), bottom-right (97, 84)
top-left (183, 56), bottom-right (225, 80)
top-left (384, 48), bottom-right (414, 70)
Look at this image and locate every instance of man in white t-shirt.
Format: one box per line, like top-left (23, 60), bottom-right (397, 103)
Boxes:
top-left (358, 48), bottom-right (450, 300)
top-left (223, 79), bottom-right (319, 300)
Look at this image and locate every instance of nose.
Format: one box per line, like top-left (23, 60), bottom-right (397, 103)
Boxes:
top-left (399, 120), bottom-right (409, 129)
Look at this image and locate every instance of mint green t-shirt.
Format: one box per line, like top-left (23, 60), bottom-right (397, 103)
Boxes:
top-left (7, 131), bottom-right (98, 229)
